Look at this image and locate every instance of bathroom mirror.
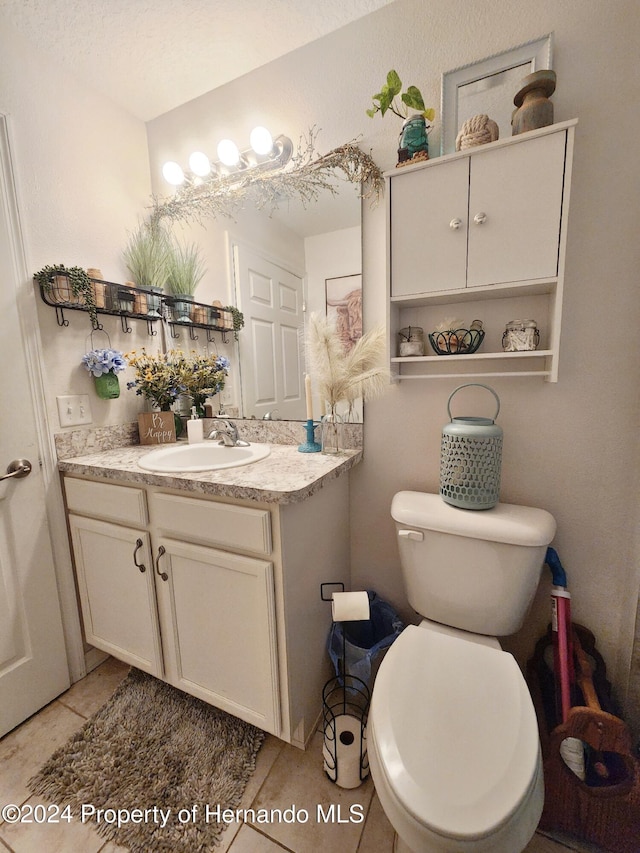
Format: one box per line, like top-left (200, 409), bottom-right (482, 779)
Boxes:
top-left (229, 181), bottom-right (362, 420)
top-left (441, 34), bottom-right (553, 154)
top-left (151, 138), bottom-right (379, 421)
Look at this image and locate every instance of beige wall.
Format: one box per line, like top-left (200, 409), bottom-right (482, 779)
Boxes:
top-left (146, 0), bottom-right (640, 723)
top-left (0, 15), bottom-right (154, 432)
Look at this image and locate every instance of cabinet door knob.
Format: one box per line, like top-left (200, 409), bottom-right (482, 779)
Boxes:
top-left (155, 545), bottom-right (168, 581)
top-left (132, 538), bottom-right (146, 573)
top-left (473, 212), bottom-right (487, 225)
top-left (449, 218), bottom-right (463, 230)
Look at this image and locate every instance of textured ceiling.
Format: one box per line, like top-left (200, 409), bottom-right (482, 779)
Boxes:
top-left (0, 0), bottom-right (395, 121)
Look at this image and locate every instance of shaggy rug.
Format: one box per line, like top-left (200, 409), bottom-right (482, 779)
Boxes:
top-left (29, 668), bottom-right (265, 852)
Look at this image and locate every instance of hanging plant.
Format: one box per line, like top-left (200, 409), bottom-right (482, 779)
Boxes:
top-left (223, 305), bottom-right (245, 340)
top-left (34, 263), bottom-right (98, 327)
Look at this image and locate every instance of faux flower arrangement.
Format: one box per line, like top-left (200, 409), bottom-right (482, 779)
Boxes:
top-left (126, 349), bottom-right (184, 411)
top-left (81, 348), bottom-right (128, 377)
top-left (177, 352), bottom-right (230, 416)
top-left (81, 347), bottom-right (128, 399)
top-left (126, 349), bottom-right (229, 413)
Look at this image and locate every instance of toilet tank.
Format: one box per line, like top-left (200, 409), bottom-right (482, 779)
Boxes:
top-left (391, 491), bottom-right (556, 636)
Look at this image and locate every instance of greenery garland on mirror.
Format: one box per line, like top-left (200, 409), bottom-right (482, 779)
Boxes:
top-left (148, 129), bottom-right (384, 227)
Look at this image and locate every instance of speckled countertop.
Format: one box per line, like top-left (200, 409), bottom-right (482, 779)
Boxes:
top-left (58, 443), bottom-right (362, 504)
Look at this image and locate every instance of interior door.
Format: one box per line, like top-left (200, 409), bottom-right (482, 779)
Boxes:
top-left (232, 243), bottom-right (305, 419)
top-left (0, 115), bottom-right (69, 737)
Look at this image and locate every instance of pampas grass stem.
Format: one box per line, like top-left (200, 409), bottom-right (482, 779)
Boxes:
top-left (305, 313), bottom-right (388, 408)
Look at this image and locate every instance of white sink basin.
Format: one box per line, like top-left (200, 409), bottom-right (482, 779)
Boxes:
top-left (138, 442), bottom-right (271, 473)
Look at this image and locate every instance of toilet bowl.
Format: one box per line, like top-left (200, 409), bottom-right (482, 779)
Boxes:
top-left (368, 492), bottom-right (556, 853)
top-left (368, 621), bottom-right (543, 852)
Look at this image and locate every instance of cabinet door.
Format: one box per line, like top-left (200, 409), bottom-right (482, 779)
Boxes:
top-left (155, 538), bottom-right (280, 735)
top-left (390, 157), bottom-right (470, 295)
top-left (69, 515), bottom-right (163, 676)
top-left (467, 131), bottom-right (566, 287)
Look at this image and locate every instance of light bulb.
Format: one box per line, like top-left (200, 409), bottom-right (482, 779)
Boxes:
top-left (188, 151), bottom-right (211, 177)
top-left (162, 161), bottom-right (185, 186)
top-left (250, 126), bottom-right (273, 156)
top-left (217, 139), bottom-right (240, 167)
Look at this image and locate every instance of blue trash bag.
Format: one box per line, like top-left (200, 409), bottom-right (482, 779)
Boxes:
top-left (328, 590), bottom-right (405, 687)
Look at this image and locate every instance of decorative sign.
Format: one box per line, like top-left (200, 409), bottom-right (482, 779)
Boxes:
top-left (138, 412), bottom-right (176, 445)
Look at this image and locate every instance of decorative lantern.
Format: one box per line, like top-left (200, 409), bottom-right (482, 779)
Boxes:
top-left (440, 384), bottom-right (503, 510)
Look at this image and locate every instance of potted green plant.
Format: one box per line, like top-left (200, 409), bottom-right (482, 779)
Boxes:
top-left (367, 70), bottom-right (435, 163)
top-left (34, 263), bottom-right (99, 327)
top-left (122, 223), bottom-right (171, 317)
top-left (165, 239), bottom-right (207, 323)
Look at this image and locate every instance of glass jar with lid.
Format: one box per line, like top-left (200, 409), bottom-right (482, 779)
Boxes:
top-left (502, 319), bottom-right (540, 352)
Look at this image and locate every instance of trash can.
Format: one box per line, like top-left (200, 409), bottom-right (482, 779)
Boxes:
top-left (327, 590), bottom-right (405, 689)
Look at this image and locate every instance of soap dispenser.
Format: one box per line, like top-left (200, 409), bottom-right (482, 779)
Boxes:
top-left (187, 406), bottom-right (204, 444)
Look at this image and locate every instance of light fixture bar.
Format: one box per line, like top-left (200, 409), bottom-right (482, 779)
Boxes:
top-left (162, 129), bottom-right (293, 188)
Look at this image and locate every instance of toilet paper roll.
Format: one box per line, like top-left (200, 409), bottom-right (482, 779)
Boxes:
top-left (331, 591), bottom-right (370, 623)
top-left (323, 714), bottom-right (368, 789)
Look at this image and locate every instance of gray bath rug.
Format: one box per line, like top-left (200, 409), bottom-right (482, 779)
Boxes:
top-left (29, 668), bottom-right (265, 852)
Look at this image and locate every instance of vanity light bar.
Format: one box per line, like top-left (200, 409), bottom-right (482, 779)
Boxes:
top-left (162, 128), bottom-right (294, 187)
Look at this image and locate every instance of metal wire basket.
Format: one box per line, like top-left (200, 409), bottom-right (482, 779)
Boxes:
top-left (428, 328), bottom-right (485, 355)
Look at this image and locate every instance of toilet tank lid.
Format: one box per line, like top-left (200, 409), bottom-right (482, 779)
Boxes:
top-left (391, 491), bottom-right (556, 547)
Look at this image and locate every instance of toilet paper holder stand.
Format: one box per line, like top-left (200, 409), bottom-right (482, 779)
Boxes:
top-left (320, 582), bottom-right (371, 788)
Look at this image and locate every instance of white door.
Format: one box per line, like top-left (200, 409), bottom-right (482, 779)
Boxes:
top-left (0, 116), bottom-right (69, 737)
top-left (233, 243), bottom-right (306, 419)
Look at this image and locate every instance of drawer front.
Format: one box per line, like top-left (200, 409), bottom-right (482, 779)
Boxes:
top-left (151, 492), bottom-right (272, 555)
top-left (64, 477), bottom-right (148, 526)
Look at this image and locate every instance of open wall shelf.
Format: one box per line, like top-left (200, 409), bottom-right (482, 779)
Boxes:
top-left (38, 275), bottom-right (234, 342)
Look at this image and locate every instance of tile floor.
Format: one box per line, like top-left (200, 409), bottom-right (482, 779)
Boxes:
top-left (0, 658), bottom-right (605, 853)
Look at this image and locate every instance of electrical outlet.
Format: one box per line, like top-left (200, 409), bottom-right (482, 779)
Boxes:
top-left (57, 394), bottom-right (92, 427)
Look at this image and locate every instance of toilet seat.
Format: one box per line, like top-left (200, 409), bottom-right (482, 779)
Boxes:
top-left (369, 622), bottom-right (542, 845)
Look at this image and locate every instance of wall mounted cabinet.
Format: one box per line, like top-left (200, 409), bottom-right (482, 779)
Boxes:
top-left (387, 120), bottom-right (577, 381)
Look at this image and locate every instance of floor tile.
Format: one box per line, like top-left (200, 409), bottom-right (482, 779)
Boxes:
top-left (250, 730), bottom-right (373, 853)
top-left (217, 734), bottom-right (286, 853)
top-left (229, 823), bottom-right (292, 852)
top-left (356, 793), bottom-right (395, 853)
top-left (0, 795), bottom-right (104, 853)
top-left (57, 657), bottom-right (129, 719)
top-left (0, 700), bottom-right (84, 813)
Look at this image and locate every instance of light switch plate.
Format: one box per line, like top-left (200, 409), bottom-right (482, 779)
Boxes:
top-left (57, 394), bottom-right (92, 427)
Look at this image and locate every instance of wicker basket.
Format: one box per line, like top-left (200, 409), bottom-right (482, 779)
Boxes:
top-left (527, 625), bottom-right (640, 852)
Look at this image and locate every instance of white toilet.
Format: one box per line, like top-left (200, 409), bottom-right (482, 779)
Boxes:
top-left (368, 491), bottom-right (557, 853)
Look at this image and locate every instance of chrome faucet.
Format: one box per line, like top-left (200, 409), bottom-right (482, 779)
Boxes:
top-left (207, 418), bottom-right (249, 447)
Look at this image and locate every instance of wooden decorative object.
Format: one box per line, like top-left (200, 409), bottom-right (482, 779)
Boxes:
top-left (137, 412), bottom-right (176, 445)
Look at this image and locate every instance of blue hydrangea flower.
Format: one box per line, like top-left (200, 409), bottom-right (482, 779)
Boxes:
top-left (81, 348), bottom-right (127, 377)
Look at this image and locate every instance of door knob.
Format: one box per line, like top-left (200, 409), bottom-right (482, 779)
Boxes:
top-left (449, 218), bottom-right (463, 230)
top-left (0, 459), bottom-right (32, 481)
top-left (473, 212), bottom-right (487, 225)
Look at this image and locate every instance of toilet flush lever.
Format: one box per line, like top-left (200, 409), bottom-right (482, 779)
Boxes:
top-left (398, 529), bottom-right (424, 542)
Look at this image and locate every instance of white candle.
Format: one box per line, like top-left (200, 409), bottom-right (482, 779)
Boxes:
top-left (305, 374), bottom-right (313, 421)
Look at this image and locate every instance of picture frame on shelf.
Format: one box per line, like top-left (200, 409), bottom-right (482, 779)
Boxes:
top-left (441, 34), bottom-right (553, 155)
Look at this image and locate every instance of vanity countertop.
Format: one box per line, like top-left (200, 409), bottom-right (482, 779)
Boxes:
top-left (58, 442), bottom-right (362, 504)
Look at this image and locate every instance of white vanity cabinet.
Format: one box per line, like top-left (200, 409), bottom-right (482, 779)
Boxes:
top-left (388, 120), bottom-right (577, 381)
top-left (64, 471), bottom-right (350, 747)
